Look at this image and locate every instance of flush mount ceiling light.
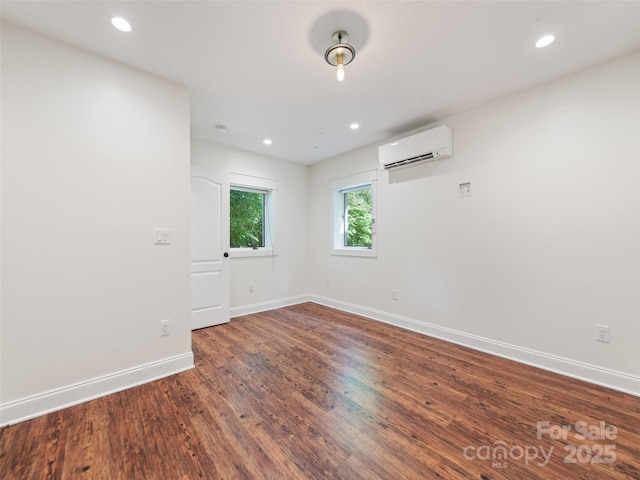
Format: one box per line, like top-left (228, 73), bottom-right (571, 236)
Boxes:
top-left (535, 34), bottom-right (555, 48)
top-left (324, 30), bottom-right (356, 82)
top-left (111, 17), bottom-right (132, 32)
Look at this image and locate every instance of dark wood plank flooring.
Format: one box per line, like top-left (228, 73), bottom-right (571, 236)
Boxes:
top-left (1, 303), bottom-right (639, 479)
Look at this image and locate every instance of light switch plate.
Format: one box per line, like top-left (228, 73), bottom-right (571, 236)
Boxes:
top-left (154, 228), bottom-right (171, 245)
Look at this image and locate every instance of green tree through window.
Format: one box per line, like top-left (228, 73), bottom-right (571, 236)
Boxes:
top-left (343, 186), bottom-right (372, 247)
top-left (230, 188), bottom-right (265, 248)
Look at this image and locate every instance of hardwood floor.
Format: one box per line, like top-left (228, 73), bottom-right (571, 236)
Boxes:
top-left (1, 303), bottom-right (639, 479)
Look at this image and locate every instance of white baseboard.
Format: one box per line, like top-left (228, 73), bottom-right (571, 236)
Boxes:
top-left (309, 295), bottom-right (640, 397)
top-left (230, 294), bottom-right (311, 318)
top-left (0, 352), bottom-right (194, 427)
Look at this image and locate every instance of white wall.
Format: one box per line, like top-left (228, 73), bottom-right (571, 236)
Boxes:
top-left (191, 140), bottom-right (309, 315)
top-left (309, 51), bottom-right (640, 394)
top-left (1, 23), bottom-right (193, 424)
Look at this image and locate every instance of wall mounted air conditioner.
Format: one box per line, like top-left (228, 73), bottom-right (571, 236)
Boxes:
top-left (379, 125), bottom-right (452, 171)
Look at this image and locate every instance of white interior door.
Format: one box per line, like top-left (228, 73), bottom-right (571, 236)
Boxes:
top-left (190, 169), bottom-right (230, 329)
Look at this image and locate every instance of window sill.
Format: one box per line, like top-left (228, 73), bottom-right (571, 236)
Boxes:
top-left (230, 248), bottom-right (275, 258)
top-left (331, 248), bottom-right (377, 258)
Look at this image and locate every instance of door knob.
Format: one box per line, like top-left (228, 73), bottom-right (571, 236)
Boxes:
top-left (223, 252), bottom-right (229, 258)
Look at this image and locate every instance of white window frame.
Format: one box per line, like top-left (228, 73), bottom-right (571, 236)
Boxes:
top-left (229, 173), bottom-right (277, 258)
top-left (330, 170), bottom-right (377, 257)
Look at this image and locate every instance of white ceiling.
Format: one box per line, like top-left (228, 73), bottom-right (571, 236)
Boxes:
top-left (2, 1), bottom-right (639, 165)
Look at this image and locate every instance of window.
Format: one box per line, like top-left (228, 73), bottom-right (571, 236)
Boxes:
top-left (230, 187), bottom-right (266, 248)
top-left (229, 173), bottom-right (277, 257)
top-left (331, 170), bottom-right (377, 257)
top-left (342, 185), bottom-right (373, 248)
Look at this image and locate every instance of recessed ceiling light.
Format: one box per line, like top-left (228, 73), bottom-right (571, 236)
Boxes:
top-left (535, 34), bottom-right (555, 48)
top-left (350, 123), bottom-right (360, 130)
top-left (263, 139), bottom-right (272, 145)
top-left (111, 17), bottom-right (132, 33)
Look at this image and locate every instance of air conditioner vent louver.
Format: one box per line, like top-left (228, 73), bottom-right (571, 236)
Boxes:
top-left (379, 125), bottom-right (452, 171)
top-left (382, 152), bottom-right (435, 169)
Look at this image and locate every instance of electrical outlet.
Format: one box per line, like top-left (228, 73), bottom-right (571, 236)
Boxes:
top-left (595, 324), bottom-right (610, 343)
top-left (325, 278), bottom-right (331, 287)
top-left (249, 282), bottom-right (255, 293)
top-left (392, 289), bottom-right (398, 300)
top-left (160, 319), bottom-right (171, 337)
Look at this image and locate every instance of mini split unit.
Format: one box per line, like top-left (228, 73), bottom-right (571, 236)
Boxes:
top-left (379, 125), bottom-right (452, 171)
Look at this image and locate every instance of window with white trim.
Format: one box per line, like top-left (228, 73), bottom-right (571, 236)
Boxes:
top-left (229, 173), bottom-right (277, 258)
top-left (331, 170), bottom-right (377, 257)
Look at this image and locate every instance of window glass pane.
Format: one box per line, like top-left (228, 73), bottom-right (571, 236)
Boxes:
top-left (343, 186), bottom-right (372, 247)
top-left (230, 189), bottom-right (265, 248)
